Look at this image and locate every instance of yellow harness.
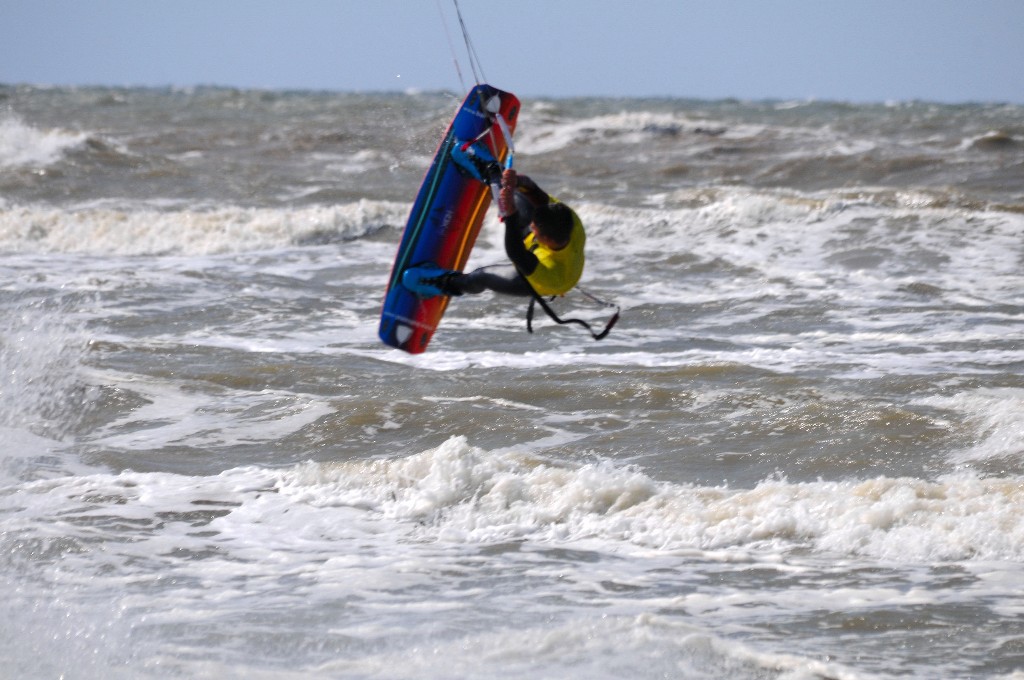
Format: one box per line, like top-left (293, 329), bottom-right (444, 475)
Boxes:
top-left (522, 199), bottom-right (585, 296)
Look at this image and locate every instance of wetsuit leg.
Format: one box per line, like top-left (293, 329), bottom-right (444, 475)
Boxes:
top-left (447, 191), bottom-right (537, 297)
top-left (455, 268), bottom-right (532, 297)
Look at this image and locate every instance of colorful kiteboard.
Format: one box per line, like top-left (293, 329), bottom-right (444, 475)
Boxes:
top-left (378, 84), bottom-right (519, 353)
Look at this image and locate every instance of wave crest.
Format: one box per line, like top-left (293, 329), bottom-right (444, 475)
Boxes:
top-left (0, 115), bottom-right (87, 170)
top-left (0, 200), bottom-right (406, 255)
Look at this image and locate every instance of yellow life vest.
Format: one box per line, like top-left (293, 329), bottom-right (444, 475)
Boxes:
top-left (523, 198), bottom-right (585, 296)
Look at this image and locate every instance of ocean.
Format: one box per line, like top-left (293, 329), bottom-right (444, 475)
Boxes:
top-left (1, 83), bottom-right (1023, 679)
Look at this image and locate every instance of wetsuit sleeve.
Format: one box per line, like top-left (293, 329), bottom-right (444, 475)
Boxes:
top-left (503, 212), bottom-right (538, 276)
top-left (515, 174), bottom-right (549, 208)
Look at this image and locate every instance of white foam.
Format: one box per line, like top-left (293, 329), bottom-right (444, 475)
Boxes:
top-left (0, 427), bottom-right (59, 459)
top-left (364, 346), bottom-right (798, 373)
top-left (17, 434), bottom-right (1022, 570)
top-left (87, 371), bottom-right (334, 451)
top-left (316, 148), bottom-right (408, 175)
top-left (4, 433), bottom-right (1021, 677)
top-left (0, 301), bottom-right (89, 440)
top-left (314, 611), bottom-right (862, 680)
top-left (0, 200), bottom-right (406, 255)
top-left (959, 129), bottom-right (1024, 152)
top-left (921, 389), bottom-right (1024, 464)
top-left (515, 108), bottom-right (759, 156)
top-left (269, 436), bottom-right (1024, 563)
top-left (0, 115), bottom-right (87, 169)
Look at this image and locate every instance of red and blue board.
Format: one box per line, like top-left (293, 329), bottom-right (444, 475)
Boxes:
top-left (379, 84), bottom-right (519, 353)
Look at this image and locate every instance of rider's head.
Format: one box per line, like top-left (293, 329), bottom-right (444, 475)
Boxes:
top-left (531, 203), bottom-right (573, 249)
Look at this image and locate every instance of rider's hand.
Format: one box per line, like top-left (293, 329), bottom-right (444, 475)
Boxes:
top-left (499, 168), bottom-right (518, 217)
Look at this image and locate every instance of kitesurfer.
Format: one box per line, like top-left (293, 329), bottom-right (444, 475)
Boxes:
top-left (424, 158), bottom-right (586, 299)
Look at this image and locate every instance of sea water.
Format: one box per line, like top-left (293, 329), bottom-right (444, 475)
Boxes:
top-left (1, 84), bottom-right (1023, 678)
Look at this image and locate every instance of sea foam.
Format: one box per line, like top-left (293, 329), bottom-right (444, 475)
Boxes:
top-left (0, 115), bottom-right (86, 169)
top-left (0, 200), bottom-right (406, 255)
top-left (273, 435), bottom-right (1024, 563)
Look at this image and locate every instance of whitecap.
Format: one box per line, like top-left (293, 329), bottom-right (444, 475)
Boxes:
top-left (0, 114), bottom-right (87, 169)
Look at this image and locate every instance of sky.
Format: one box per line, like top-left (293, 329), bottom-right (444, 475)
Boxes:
top-left (3, 0), bottom-right (1023, 104)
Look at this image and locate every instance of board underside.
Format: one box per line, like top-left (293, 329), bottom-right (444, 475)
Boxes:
top-left (378, 85), bottom-right (519, 354)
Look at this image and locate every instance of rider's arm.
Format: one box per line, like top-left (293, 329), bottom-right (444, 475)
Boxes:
top-left (499, 168), bottom-right (539, 276)
top-left (504, 213), bottom-right (538, 276)
top-left (515, 174), bottom-right (550, 207)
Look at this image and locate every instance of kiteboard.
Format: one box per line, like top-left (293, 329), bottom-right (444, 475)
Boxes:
top-left (378, 84), bottom-right (519, 353)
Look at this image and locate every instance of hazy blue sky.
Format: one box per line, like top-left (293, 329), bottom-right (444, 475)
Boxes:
top-left (3, 0), bottom-right (1023, 103)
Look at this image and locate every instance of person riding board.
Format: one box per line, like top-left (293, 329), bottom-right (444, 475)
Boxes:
top-left (410, 145), bottom-right (586, 300)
